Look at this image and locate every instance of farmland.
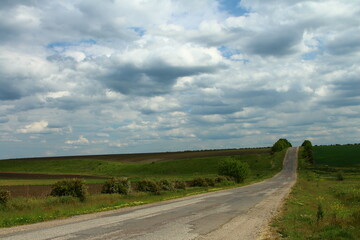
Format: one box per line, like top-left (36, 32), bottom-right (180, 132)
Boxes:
top-left (0, 148), bottom-right (270, 179)
top-left (0, 148), bottom-right (285, 227)
top-left (271, 144), bottom-right (360, 239)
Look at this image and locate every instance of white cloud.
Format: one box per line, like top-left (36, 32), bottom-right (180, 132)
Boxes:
top-left (17, 121), bottom-right (50, 134)
top-left (65, 136), bottom-right (90, 145)
top-left (17, 121), bottom-right (46, 133)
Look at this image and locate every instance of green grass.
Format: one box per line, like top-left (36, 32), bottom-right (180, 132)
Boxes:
top-left (0, 149), bottom-right (287, 228)
top-left (272, 145), bottom-right (360, 239)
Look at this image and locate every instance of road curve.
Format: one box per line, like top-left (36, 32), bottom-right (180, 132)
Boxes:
top-left (0, 147), bottom-right (298, 240)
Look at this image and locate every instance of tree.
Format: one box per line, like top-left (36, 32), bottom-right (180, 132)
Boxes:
top-left (301, 140), bottom-right (313, 149)
top-left (302, 140), bottom-right (314, 164)
top-left (218, 158), bottom-right (250, 183)
top-left (272, 138), bottom-right (292, 152)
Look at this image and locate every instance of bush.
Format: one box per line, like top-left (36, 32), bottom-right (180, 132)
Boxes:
top-left (158, 179), bottom-right (174, 191)
top-left (215, 175), bottom-right (235, 185)
top-left (205, 178), bottom-right (216, 187)
top-left (218, 158), bottom-right (250, 183)
top-left (191, 177), bottom-right (209, 187)
top-left (136, 180), bottom-right (161, 195)
top-left (272, 138), bottom-right (292, 152)
top-left (101, 177), bottom-right (131, 195)
top-left (50, 179), bottom-right (87, 201)
top-left (0, 190), bottom-right (10, 206)
top-left (173, 180), bottom-right (186, 190)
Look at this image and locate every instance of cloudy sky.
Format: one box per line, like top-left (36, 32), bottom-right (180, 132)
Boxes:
top-left (1, 0), bottom-right (359, 159)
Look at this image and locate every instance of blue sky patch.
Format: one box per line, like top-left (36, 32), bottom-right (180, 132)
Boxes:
top-left (302, 51), bottom-right (318, 60)
top-left (130, 27), bottom-right (146, 37)
top-left (218, 45), bottom-right (241, 58)
top-left (217, 0), bottom-right (250, 16)
top-left (47, 39), bottom-right (97, 52)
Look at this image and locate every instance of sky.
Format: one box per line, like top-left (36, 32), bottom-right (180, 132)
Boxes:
top-left (0, 0), bottom-right (359, 159)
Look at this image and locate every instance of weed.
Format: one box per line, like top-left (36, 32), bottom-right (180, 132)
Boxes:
top-left (101, 177), bottom-right (131, 195)
top-left (0, 190), bottom-right (10, 207)
top-left (205, 178), bottom-right (216, 187)
top-left (173, 180), bottom-right (186, 190)
top-left (190, 177), bottom-right (209, 187)
top-left (317, 203), bottom-right (324, 223)
top-left (50, 179), bottom-right (88, 201)
top-left (136, 180), bottom-right (161, 195)
top-left (158, 179), bottom-right (174, 191)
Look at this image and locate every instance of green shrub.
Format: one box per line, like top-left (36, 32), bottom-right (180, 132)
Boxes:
top-left (136, 180), bottom-right (161, 195)
top-left (191, 177), bottom-right (209, 187)
top-left (272, 138), bottom-right (292, 152)
top-left (205, 178), bottom-right (216, 187)
top-left (101, 177), bottom-right (131, 195)
top-left (215, 175), bottom-right (235, 185)
top-left (218, 158), bottom-right (250, 183)
top-left (0, 190), bottom-right (11, 206)
top-left (50, 179), bottom-right (87, 201)
top-left (158, 179), bottom-right (174, 191)
top-left (173, 180), bottom-right (186, 190)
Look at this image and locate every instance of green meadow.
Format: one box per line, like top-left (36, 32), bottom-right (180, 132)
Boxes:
top-left (272, 144), bottom-right (360, 240)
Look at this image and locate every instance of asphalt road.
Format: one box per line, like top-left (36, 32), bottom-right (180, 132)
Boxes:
top-left (0, 147), bottom-right (298, 240)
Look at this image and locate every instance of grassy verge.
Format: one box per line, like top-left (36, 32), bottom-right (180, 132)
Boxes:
top-left (0, 150), bottom-right (287, 228)
top-left (271, 145), bottom-right (360, 240)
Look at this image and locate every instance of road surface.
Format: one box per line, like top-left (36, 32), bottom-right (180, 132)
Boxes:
top-left (0, 147), bottom-right (298, 240)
